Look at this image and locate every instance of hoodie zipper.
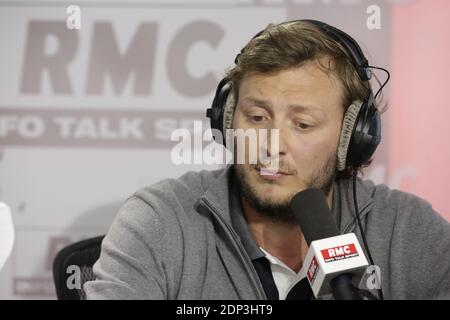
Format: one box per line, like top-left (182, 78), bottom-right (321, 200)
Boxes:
top-left (201, 198), bottom-right (267, 300)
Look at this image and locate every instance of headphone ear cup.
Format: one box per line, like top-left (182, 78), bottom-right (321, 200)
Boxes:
top-left (346, 103), bottom-right (381, 169)
top-left (219, 84), bottom-right (236, 147)
top-left (206, 79), bottom-right (233, 145)
top-left (337, 101), bottom-right (363, 171)
top-left (222, 89), bottom-right (236, 133)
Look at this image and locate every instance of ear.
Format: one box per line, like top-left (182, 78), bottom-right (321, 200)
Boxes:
top-left (337, 100), bottom-right (363, 171)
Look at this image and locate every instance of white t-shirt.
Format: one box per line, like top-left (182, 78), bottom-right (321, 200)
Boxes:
top-left (259, 247), bottom-right (308, 300)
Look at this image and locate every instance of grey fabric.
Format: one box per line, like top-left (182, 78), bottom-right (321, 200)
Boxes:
top-left (84, 165), bottom-right (450, 300)
top-left (228, 173), bottom-right (265, 261)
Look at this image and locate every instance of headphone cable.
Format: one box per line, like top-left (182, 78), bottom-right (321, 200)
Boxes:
top-left (367, 65), bottom-right (390, 102)
top-left (352, 169), bottom-right (384, 300)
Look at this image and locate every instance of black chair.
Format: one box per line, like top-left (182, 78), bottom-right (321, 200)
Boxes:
top-left (53, 235), bottom-right (104, 300)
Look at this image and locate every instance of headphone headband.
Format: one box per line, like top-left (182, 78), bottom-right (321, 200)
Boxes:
top-left (235, 19), bottom-right (372, 82)
top-left (302, 20), bottom-right (372, 81)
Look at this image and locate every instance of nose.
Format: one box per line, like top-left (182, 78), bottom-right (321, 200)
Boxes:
top-left (261, 124), bottom-right (288, 161)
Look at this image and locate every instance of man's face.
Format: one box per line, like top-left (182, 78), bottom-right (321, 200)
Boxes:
top-left (232, 59), bottom-right (345, 223)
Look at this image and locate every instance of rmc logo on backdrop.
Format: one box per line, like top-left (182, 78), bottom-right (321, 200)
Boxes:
top-left (2, 19), bottom-right (229, 149)
top-left (20, 20), bottom-right (220, 97)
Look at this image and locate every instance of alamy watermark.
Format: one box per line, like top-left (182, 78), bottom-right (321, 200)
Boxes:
top-left (365, 265), bottom-right (382, 290)
top-left (66, 265), bottom-right (81, 290)
top-left (170, 121), bottom-right (281, 172)
top-left (66, 5), bottom-right (81, 30)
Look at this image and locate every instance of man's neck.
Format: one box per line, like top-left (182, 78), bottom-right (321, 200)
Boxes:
top-left (241, 191), bottom-right (333, 273)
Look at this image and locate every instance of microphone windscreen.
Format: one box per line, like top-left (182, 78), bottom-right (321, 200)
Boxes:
top-left (290, 188), bottom-right (340, 246)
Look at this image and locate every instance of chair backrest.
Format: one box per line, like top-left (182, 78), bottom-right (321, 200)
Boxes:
top-left (53, 235), bottom-right (104, 300)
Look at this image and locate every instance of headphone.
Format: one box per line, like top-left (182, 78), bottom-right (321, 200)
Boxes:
top-left (206, 19), bottom-right (381, 171)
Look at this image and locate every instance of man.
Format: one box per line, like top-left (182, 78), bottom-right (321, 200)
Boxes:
top-left (84, 20), bottom-right (450, 299)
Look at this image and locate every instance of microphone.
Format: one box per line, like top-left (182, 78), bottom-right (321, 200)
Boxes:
top-left (291, 189), bottom-right (368, 300)
top-left (0, 202), bottom-right (15, 272)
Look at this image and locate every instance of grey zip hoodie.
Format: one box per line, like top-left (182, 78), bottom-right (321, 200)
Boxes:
top-left (84, 166), bottom-right (450, 299)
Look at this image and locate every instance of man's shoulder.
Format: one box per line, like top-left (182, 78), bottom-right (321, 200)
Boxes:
top-left (359, 178), bottom-right (438, 221)
top-left (363, 178), bottom-right (429, 205)
top-left (124, 167), bottom-right (227, 223)
top-left (357, 179), bottom-right (450, 300)
top-left (134, 167), bottom-right (225, 202)
top-left (110, 167), bottom-right (227, 241)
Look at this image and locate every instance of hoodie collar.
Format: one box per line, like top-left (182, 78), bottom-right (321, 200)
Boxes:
top-left (198, 166), bottom-right (235, 226)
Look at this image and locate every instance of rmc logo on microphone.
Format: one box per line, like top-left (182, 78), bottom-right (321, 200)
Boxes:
top-left (303, 234), bottom-right (369, 297)
top-left (321, 244), bottom-right (359, 263)
top-left (307, 257), bottom-right (319, 285)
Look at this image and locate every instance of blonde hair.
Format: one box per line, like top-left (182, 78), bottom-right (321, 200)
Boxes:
top-left (227, 21), bottom-right (371, 108)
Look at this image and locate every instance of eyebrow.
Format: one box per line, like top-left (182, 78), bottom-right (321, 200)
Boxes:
top-left (240, 96), bottom-right (325, 117)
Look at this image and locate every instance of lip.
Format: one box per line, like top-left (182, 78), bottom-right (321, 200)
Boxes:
top-left (255, 166), bottom-right (291, 181)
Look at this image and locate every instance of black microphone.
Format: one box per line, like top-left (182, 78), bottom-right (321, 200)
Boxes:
top-left (291, 189), bottom-right (368, 300)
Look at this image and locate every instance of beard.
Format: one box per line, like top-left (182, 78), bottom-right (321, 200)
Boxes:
top-left (234, 153), bottom-right (337, 225)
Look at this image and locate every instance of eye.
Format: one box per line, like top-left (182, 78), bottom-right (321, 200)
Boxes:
top-left (246, 113), bottom-right (269, 123)
top-left (296, 122), bottom-right (314, 130)
top-left (298, 123), bottom-right (309, 129)
top-left (252, 115), bottom-right (267, 122)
